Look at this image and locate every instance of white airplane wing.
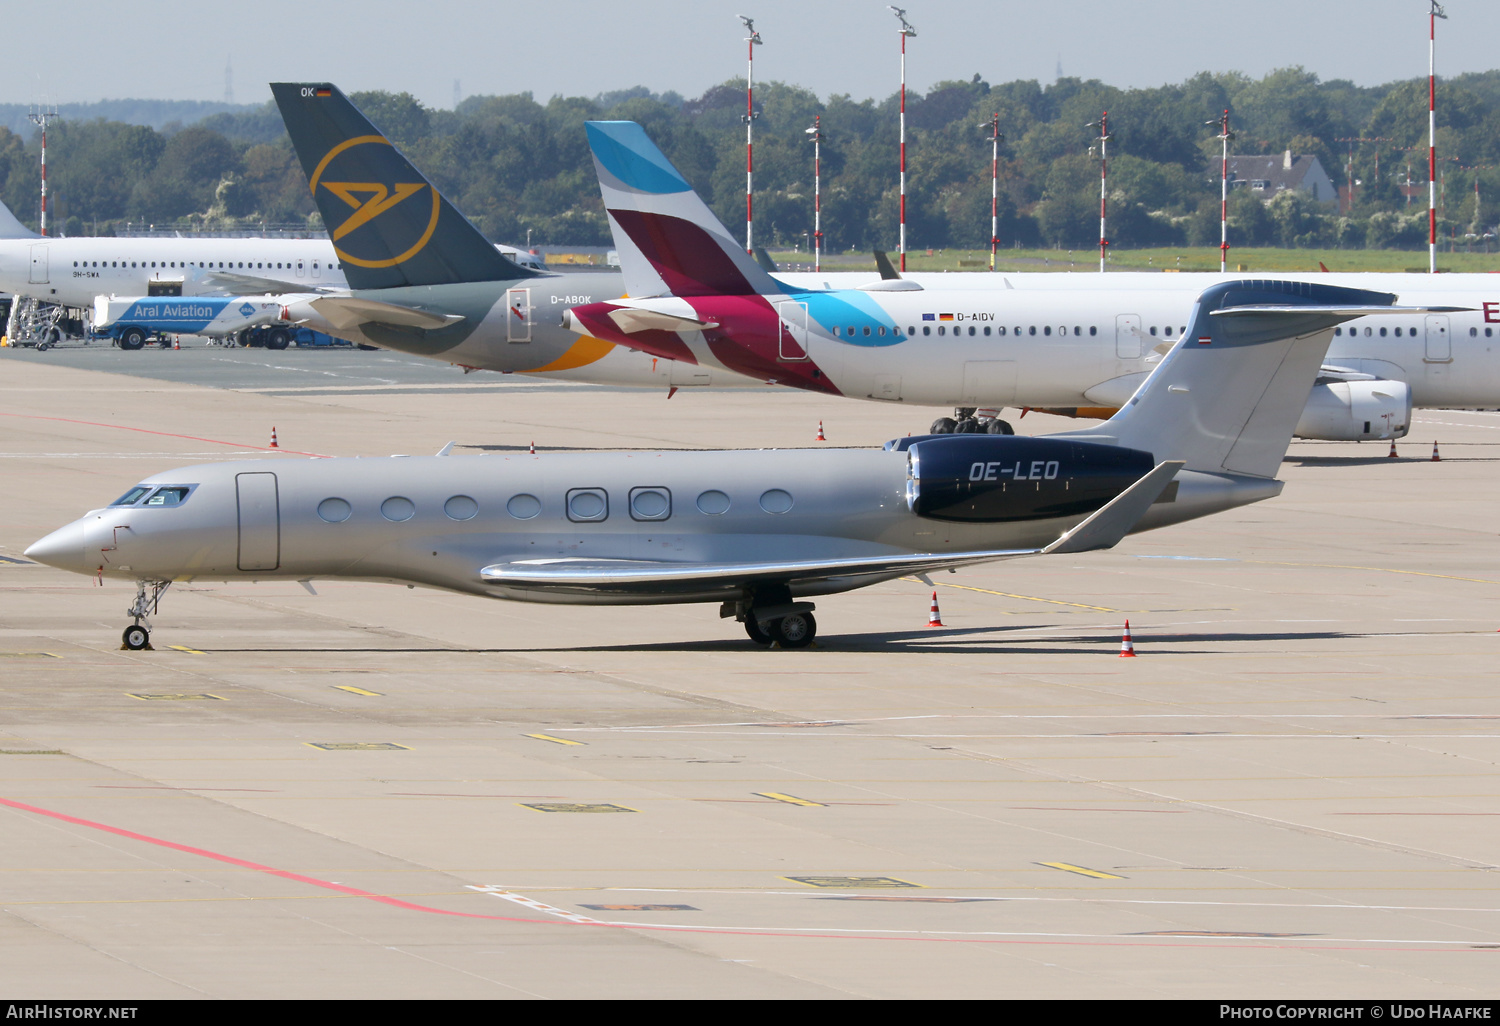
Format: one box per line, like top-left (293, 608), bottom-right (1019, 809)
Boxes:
top-left (201, 270), bottom-right (344, 295)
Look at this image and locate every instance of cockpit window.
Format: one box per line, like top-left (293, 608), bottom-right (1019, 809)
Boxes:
top-left (143, 486), bottom-right (192, 507)
top-left (110, 486), bottom-right (152, 506)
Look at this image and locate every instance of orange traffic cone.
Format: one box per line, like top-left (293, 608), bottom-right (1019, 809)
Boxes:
top-left (1388, 439), bottom-right (1398, 458)
top-left (1119, 620), bottom-right (1137, 658)
top-left (529, 440), bottom-right (536, 455)
top-left (926, 590), bottom-right (944, 627)
top-left (172, 336), bottom-right (180, 350)
top-left (269, 427), bottom-right (278, 449)
top-left (1432, 440), bottom-right (1441, 462)
top-left (816, 420), bottom-right (827, 441)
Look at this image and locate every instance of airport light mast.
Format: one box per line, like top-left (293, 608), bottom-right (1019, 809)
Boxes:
top-left (28, 104), bottom-right (59, 237)
top-left (739, 14), bottom-right (763, 256)
top-left (1207, 110), bottom-right (1234, 273)
top-left (1087, 112), bottom-right (1113, 272)
top-left (1428, 0), bottom-right (1447, 274)
top-left (806, 116), bottom-right (823, 272)
top-left (981, 115), bottom-right (1003, 271)
top-left (890, 5), bottom-right (916, 272)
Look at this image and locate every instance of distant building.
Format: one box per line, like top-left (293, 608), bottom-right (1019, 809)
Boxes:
top-left (1217, 151), bottom-right (1337, 205)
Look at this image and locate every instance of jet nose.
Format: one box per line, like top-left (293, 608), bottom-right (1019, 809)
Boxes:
top-left (24, 521), bottom-right (87, 574)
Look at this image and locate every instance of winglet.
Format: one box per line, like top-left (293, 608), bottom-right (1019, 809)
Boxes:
top-left (1043, 461), bottom-right (1184, 554)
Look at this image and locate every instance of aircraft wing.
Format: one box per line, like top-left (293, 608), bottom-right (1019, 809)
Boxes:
top-left (481, 461), bottom-right (1183, 596)
top-left (201, 271), bottom-right (342, 295)
top-left (479, 548), bottom-right (1042, 597)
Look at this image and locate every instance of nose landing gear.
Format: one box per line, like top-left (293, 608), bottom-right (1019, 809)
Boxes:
top-left (121, 580), bottom-right (170, 651)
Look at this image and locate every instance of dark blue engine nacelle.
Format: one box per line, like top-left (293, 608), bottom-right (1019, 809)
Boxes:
top-left (904, 436), bottom-right (1155, 523)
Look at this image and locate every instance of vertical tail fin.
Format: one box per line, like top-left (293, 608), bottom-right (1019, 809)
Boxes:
top-left (271, 83), bottom-right (536, 289)
top-left (584, 120), bottom-right (783, 299)
top-left (1080, 280), bottom-right (1413, 478)
top-left (0, 199), bottom-right (38, 239)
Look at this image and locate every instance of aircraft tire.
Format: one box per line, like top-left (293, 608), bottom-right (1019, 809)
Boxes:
top-left (745, 617), bottom-right (773, 645)
top-left (122, 625), bottom-right (150, 651)
top-left (119, 327), bottom-right (147, 351)
top-left (986, 418), bottom-right (1014, 435)
top-left (930, 417), bottom-right (957, 434)
top-left (954, 417), bottom-right (981, 434)
top-left (266, 328), bottom-right (291, 351)
top-left (772, 612), bottom-right (816, 649)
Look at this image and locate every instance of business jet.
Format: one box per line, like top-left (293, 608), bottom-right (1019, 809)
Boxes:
top-left (27, 280), bottom-right (1438, 651)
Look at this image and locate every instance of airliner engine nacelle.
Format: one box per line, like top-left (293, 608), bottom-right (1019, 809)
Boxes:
top-left (901, 436), bottom-right (1156, 523)
top-left (1294, 379), bottom-right (1411, 442)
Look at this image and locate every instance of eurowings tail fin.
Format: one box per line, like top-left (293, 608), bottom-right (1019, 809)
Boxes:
top-left (0, 199), bottom-right (38, 240)
top-left (270, 83), bottom-right (537, 289)
top-left (1066, 280), bottom-right (1438, 479)
top-left (584, 120), bottom-right (784, 299)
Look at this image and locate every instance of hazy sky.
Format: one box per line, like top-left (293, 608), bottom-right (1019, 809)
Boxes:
top-left (7, 0), bottom-right (1496, 110)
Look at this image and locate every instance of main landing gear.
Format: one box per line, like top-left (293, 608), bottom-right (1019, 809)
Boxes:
top-left (728, 588), bottom-right (818, 649)
top-left (930, 407), bottom-right (1014, 436)
top-left (121, 580), bottom-right (170, 651)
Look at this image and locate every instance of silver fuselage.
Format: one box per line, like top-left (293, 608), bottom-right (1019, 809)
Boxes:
top-left (26, 450), bottom-right (1261, 607)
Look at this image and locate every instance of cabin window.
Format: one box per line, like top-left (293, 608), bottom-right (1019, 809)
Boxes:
top-left (938, 326), bottom-right (946, 336)
top-left (967, 326), bottom-right (974, 336)
top-left (758, 489), bottom-right (793, 514)
top-left (1028, 326), bottom-right (1036, 336)
top-left (983, 326), bottom-right (991, 336)
top-left (878, 326), bottom-right (887, 336)
top-left (1336, 327), bottom-right (1343, 336)
top-left (832, 326), bottom-right (840, 336)
top-left (629, 487), bottom-right (671, 522)
top-left (317, 498), bottom-right (352, 523)
top-left (1364, 327), bottom-right (1372, 336)
top-left (998, 326), bottom-right (1006, 336)
top-left (862, 326), bottom-right (871, 337)
top-left (380, 496), bottom-right (416, 522)
top-left (443, 495), bottom-right (478, 521)
top-left (1394, 327), bottom-right (1402, 337)
top-left (506, 494), bottom-right (541, 519)
top-left (1073, 326), bottom-right (1081, 336)
top-left (1089, 326), bottom-right (1097, 336)
top-left (1379, 327), bottom-right (1387, 337)
top-left (1488, 328), bottom-right (1494, 338)
top-left (1043, 326), bottom-right (1051, 337)
top-left (847, 325), bottom-right (855, 336)
top-left (922, 326), bottom-right (930, 336)
top-left (1469, 327), bottom-right (1477, 337)
top-left (566, 488), bottom-right (608, 523)
top-left (1149, 326), bottom-right (1158, 336)
top-left (908, 326), bottom-right (916, 335)
top-left (696, 490), bottom-right (730, 515)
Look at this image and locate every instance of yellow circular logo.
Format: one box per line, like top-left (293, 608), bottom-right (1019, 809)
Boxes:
top-left (308, 135), bottom-right (440, 269)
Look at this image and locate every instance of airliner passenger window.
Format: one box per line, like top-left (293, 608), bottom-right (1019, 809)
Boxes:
top-left (1487, 328), bottom-right (1494, 338)
top-left (938, 326), bottom-right (945, 336)
top-left (923, 326), bottom-right (930, 336)
top-left (1394, 327), bottom-right (1402, 337)
top-left (998, 326), bottom-right (1006, 335)
top-left (1364, 327), bottom-right (1372, 336)
top-left (1028, 326), bottom-right (1036, 336)
top-left (878, 327), bottom-right (886, 336)
top-left (968, 326), bottom-right (976, 336)
top-left (1380, 327), bottom-right (1387, 337)
top-left (1470, 327), bottom-right (1477, 337)
top-left (832, 326), bottom-right (840, 336)
top-left (1043, 326), bottom-right (1051, 336)
top-left (984, 326), bottom-right (991, 336)
top-left (863, 326), bottom-right (871, 336)
top-left (1089, 326), bottom-right (1097, 336)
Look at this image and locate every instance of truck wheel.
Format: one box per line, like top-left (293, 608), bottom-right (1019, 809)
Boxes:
top-left (266, 328), bottom-right (291, 351)
top-left (119, 327), bottom-right (147, 351)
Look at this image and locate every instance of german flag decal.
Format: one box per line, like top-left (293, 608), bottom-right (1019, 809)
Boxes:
top-left (315, 88), bottom-right (332, 97)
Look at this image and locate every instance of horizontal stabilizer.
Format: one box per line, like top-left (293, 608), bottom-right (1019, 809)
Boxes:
top-left (1043, 461), bottom-right (1183, 554)
top-left (303, 296), bottom-right (464, 331)
top-left (608, 308), bottom-right (719, 334)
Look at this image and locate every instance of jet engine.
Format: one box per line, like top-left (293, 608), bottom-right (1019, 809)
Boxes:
top-left (902, 436), bottom-right (1155, 523)
top-left (1294, 379), bottom-right (1411, 441)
